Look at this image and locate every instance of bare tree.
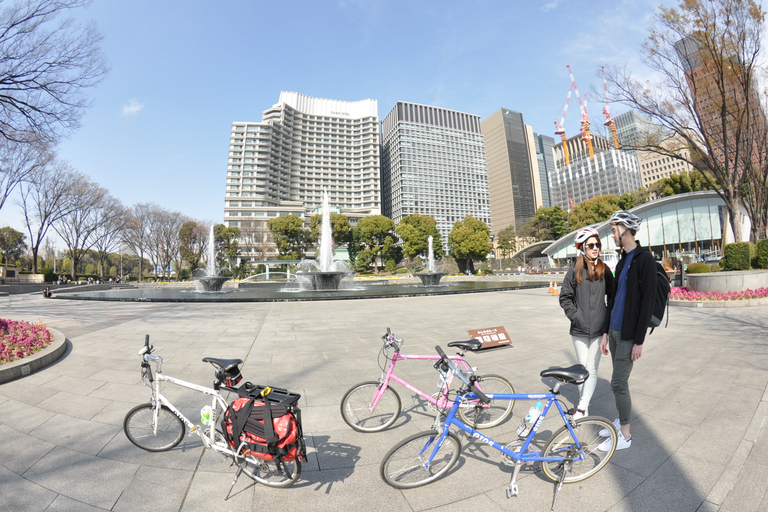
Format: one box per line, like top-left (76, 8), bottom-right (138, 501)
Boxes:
top-left (52, 177), bottom-right (108, 279)
top-left (0, 138), bottom-right (51, 212)
top-left (90, 195), bottom-right (126, 278)
top-left (0, 0), bottom-right (108, 145)
top-left (604, 0), bottom-right (766, 242)
top-left (239, 220), bottom-right (272, 263)
top-left (145, 207), bottom-right (187, 280)
top-left (17, 160), bottom-right (82, 273)
top-left (123, 203), bottom-right (156, 281)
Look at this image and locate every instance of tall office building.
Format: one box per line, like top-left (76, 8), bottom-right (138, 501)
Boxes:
top-left (480, 109), bottom-right (543, 232)
top-left (381, 101), bottom-right (490, 244)
top-left (550, 133), bottom-right (642, 208)
top-left (223, 92), bottom-right (381, 260)
top-left (614, 110), bottom-right (659, 154)
top-left (534, 134), bottom-right (556, 208)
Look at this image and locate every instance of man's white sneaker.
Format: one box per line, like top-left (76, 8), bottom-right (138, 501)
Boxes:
top-left (599, 418), bottom-right (620, 437)
top-left (572, 408), bottom-right (588, 420)
top-left (598, 430), bottom-right (631, 451)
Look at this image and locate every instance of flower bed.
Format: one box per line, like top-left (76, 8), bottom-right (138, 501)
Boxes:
top-left (671, 286), bottom-right (768, 301)
top-left (0, 318), bottom-right (52, 364)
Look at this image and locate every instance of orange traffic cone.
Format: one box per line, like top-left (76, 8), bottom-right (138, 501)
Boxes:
top-left (548, 281), bottom-right (554, 294)
top-left (552, 282), bottom-right (559, 295)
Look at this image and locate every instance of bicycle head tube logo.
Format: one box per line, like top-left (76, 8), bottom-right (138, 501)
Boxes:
top-left (471, 432), bottom-right (494, 446)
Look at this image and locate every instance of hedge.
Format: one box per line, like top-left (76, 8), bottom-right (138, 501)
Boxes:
top-left (723, 242), bottom-right (754, 270)
top-left (686, 262), bottom-right (711, 274)
top-left (758, 239), bottom-right (768, 270)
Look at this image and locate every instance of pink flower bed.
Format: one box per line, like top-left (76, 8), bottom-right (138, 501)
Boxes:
top-left (0, 319), bottom-right (51, 364)
top-left (670, 286), bottom-right (768, 301)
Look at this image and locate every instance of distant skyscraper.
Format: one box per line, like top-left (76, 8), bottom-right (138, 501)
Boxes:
top-left (550, 133), bottom-right (642, 208)
top-left (223, 92), bottom-right (381, 261)
top-left (535, 134), bottom-right (556, 208)
top-left (480, 109), bottom-right (543, 232)
top-left (381, 101), bottom-right (490, 244)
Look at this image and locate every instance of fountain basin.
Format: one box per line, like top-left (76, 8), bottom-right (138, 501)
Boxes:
top-left (414, 272), bottom-right (447, 286)
top-left (296, 271), bottom-right (352, 291)
top-left (194, 276), bottom-right (230, 292)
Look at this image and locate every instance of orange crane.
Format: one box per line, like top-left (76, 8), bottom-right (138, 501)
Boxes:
top-left (567, 65), bottom-right (594, 158)
top-left (554, 83), bottom-right (574, 166)
top-left (602, 66), bottom-right (620, 150)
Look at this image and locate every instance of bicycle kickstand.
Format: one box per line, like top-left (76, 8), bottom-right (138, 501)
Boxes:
top-left (550, 464), bottom-right (567, 511)
top-left (225, 464), bottom-right (244, 500)
top-left (506, 461), bottom-right (523, 498)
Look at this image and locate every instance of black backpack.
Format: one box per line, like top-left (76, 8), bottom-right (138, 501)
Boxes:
top-left (648, 261), bottom-right (671, 333)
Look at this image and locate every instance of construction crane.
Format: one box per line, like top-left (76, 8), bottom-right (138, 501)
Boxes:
top-left (567, 65), bottom-right (594, 158)
top-left (602, 66), bottom-right (620, 150)
top-left (554, 83), bottom-right (574, 166)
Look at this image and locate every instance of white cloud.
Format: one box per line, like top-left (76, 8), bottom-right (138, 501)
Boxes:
top-left (121, 100), bottom-right (145, 117)
top-left (541, 1), bottom-right (559, 12)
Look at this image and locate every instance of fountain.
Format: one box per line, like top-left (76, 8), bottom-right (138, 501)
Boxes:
top-left (414, 235), bottom-right (447, 286)
top-left (192, 226), bottom-right (230, 292)
top-left (292, 191), bottom-right (353, 291)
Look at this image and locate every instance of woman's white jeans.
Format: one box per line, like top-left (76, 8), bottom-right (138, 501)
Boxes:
top-left (571, 334), bottom-right (602, 411)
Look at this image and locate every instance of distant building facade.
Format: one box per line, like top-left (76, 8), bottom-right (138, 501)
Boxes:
top-left (223, 92), bottom-right (381, 261)
top-left (380, 101), bottom-right (490, 244)
top-left (534, 133), bottom-right (556, 208)
top-left (480, 108), bottom-right (543, 233)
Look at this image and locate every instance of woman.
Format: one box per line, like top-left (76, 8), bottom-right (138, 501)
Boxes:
top-left (559, 227), bottom-right (614, 419)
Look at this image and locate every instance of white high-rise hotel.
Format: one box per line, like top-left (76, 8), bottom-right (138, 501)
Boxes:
top-left (224, 92), bottom-right (381, 259)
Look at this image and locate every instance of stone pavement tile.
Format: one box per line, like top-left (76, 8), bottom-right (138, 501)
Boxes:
top-left (29, 413), bottom-right (122, 456)
top-left (180, 470), bottom-right (255, 512)
top-left (0, 424), bottom-right (55, 474)
top-left (748, 410), bottom-right (768, 460)
top-left (301, 403), bottom-right (355, 433)
top-left (45, 495), bottom-right (108, 512)
top-left (113, 465), bottom-right (194, 512)
top-left (596, 415), bottom-right (694, 478)
top-left (87, 381), bottom-right (155, 404)
top-left (644, 386), bottom-right (718, 428)
top-left (0, 380), bottom-right (59, 406)
top-left (696, 502), bottom-right (720, 512)
top-left (611, 453), bottom-right (723, 512)
top-left (720, 461), bottom-right (768, 512)
top-left (0, 398), bottom-right (56, 434)
top-left (87, 368), bottom-right (142, 386)
top-left (40, 374), bottom-right (107, 396)
top-left (705, 438), bottom-right (754, 506)
top-left (99, 426), bottom-right (204, 470)
top-left (428, 493), bottom-right (504, 511)
top-left (0, 464), bottom-right (57, 512)
top-left (89, 400), bottom-right (136, 427)
top-left (23, 446), bottom-right (138, 510)
top-left (37, 391), bottom-right (112, 420)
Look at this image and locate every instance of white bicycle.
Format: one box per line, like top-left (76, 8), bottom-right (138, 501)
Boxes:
top-left (123, 335), bottom-right (301, 492)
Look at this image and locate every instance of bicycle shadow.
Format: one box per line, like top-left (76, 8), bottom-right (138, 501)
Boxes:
top-left (290, 435), bottom-right (362, 493)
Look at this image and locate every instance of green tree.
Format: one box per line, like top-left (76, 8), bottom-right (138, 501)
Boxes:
top-left (178, 220), bottom-right (208, 272)
top-left (0, 226), bottom-right (26, 264)
top-left (267, 215), bottom-right (310, 259)
top-left (308, 213), bottom-right (352, 248)
top-left (213, 224), bottom-right (241, 273)
top-left (395, 214), bottom-right (444, 260)
top-left (568, 195), bottom-right (621, 230)
top-left (522, 206), bottom-right (570, 241)
top-left (354, 215), bottom-right (399, 273)
top-left (495, 225), bottom-right (517, 258)
top-left (618, 188), bottom-right (650, 210)
top-left (448, 216), bottom-right (492, 273)
top-left (649, 169), bottom-right (717, 197)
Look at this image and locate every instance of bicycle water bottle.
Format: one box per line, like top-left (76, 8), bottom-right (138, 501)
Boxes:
top-left (517, 401), bottom-right (543, 437)
top-left (200, 405), bottom-right (212, 425)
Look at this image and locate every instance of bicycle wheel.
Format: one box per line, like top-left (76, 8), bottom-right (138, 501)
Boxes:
top-left (241, 455), bottom-right (301, 488)
top-left (380, 430), bottom-right (461, 489)
top-left (123, 403), bottom-right (185, 452)
top-left (457, 374), bottom-right (515, 429)
top-left (340, 381), bottom-right (401, 432)
top-left (540, 416), bottom-right (617, 483)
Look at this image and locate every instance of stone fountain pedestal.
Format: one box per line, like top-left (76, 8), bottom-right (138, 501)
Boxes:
top-left (194, 276), bottom-right (230, 292)
top-left (414, 272), bottom-right (447, 286)
top-left (299, 271), bottom-right (351, 291)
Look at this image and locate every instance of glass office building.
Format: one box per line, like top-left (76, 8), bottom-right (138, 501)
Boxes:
top-left (542, 191), bottom-right (751, 265)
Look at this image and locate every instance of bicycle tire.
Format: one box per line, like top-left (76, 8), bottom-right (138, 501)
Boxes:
top-left (241, 455), bottom-right (301, 488)
top-left (340, 381), bottom-right (402, 432)
top-left (123, 403), bottom-right (185, 452)
top-left (456, 374), bottom-right (515, 429)
top-left (380, 430), bottom-right (461, 489)
top-left (540, 416), bottom-right (617, 483)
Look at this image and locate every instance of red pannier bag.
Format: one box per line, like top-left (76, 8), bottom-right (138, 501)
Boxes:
top-left (222, 388), bottom-right (305, 462)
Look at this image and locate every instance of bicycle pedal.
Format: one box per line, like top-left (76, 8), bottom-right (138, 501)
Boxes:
top-left (506, 484), bottom-right (519, 498)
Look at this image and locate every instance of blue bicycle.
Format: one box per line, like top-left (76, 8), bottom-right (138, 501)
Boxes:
top-left (380, 345), bottom-right (618, 510)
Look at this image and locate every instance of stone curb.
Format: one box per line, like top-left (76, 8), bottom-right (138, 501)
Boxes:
top-left (0, 327), bottom-right (67, 384)
top-left (670, 297), bottom-right (768, 308)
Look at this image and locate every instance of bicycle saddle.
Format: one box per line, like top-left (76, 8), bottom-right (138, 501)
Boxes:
top-left (202, 357), bottom-right (243, 371)
top-left (447, 339), bottom-right (482, 351)
top-left (540, 364), bottom-right (588, 384)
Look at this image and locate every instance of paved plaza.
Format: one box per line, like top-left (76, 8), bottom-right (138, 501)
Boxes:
top-left (1, 287), bottom-right (767, 511)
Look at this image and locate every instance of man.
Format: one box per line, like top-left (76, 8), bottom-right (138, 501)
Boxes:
top-left (599, 210), bottom-right (656, 451)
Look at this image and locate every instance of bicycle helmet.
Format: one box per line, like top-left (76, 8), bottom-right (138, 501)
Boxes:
top-left (609, 210), bottom-right (642, 231)
top-left (574, 227), bottom-right (600, 251)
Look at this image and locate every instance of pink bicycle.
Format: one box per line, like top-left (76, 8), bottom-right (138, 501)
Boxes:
top-left (340, 328), bottom-right (515, 432)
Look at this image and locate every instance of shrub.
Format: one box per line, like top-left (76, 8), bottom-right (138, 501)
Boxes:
top-left (709, 263), bottom-right (722, 272)
top-left (41, 266), bottom-right (55, 283)
top-left (758, 239), bottom-right (768, 270)
top-left (686, 262), bottom-right (711, 274)
top-left (723, 242), bottom-right (752, 270)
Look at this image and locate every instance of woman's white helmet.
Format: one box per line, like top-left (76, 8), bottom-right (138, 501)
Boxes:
top-left (609, 210), bottom-right (642, 231)
top-left (574, 227), bottom-right (600, 251)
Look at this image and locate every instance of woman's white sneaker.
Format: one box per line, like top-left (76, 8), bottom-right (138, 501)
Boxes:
top-left (573, 408), bottom-right (588, 420)
top-left (599, 418), bottom-right (620, 437)
top-left (598, 430), bottom-right (631, 451)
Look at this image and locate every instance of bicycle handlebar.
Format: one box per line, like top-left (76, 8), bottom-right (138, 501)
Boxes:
top-left (138, 334), bottom-right (153, 356)
top-left (434, 345), bottom-right (490, 404)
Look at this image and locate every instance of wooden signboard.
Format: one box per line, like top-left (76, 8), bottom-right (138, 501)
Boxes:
top-left (467, 326), bottom-right (512, 350)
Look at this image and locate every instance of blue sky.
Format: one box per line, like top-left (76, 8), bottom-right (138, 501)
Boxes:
top-left (3, 0), bottom-right (661, 235)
